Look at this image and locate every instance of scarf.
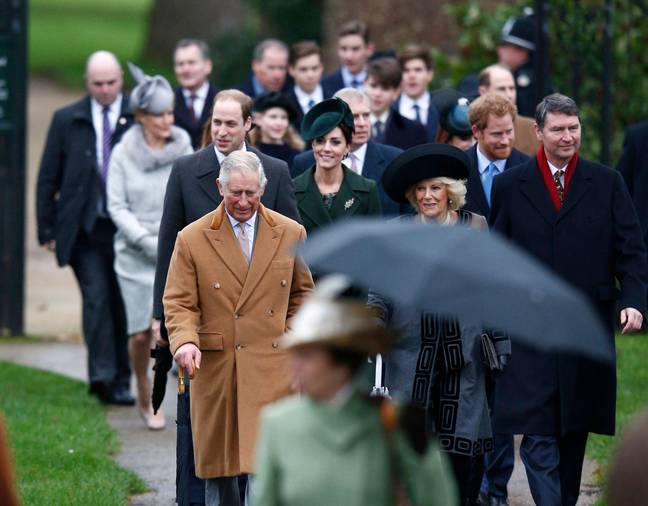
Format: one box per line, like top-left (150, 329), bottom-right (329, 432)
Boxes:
top-left (535, 144), bottom-right (579, 211)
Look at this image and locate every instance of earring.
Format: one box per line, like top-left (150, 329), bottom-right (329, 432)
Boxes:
top-left (448, 198), bottom-right (453, 204)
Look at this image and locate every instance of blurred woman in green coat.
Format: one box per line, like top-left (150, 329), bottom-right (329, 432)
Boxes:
top-left (254, 276), bottom-right (457, 506)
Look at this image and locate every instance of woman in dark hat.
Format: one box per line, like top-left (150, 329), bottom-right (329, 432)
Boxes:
top-left (368, 144), bottom-right (509, 506)
top-left (432, 89), bottom-right (476, 151)
top-left (254, 276), bottom-right (458, 506)
top-left (293, 97), bottom-right (382, 234)
top-left (249, 92), bottom-right (305, 166)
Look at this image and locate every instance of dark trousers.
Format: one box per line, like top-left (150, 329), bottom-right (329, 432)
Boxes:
top-left (481, 433), bottom-right (515, 499)
top-left (519, 432), bottom-right (588, 506)
top-left (447, 452), bottom-right (485, 506)
top-left (68, 218), bottom-right (130, 389)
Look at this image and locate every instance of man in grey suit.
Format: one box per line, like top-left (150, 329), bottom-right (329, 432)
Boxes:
top-left (152, 88), bottom-right (299, 506)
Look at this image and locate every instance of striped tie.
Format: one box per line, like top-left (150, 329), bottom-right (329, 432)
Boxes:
top-left (101, 106), bottom-right (113, 183)
top-left (553, 169), bottom-right (565, 204)
top-left (238, 223), bottom-right (251, 264)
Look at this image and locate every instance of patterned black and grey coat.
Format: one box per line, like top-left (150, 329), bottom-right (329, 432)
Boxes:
top-left (368, 209), bottom-right (510, 457)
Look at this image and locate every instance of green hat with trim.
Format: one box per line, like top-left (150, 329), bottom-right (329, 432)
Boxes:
top-left (300, 97), bottom-right (355, 142)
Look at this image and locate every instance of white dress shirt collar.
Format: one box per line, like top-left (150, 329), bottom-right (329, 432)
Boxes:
top-left (226, 210), bottom-right (258, 249)
top-left (214, 142), bottom-right (247, 164)
top-left (342, 142), bottom-right (368, 174)
top-left (398, 92), bottom-right (430, 124)
top-left (182, 81), bottom-right (209, 102)
top-left (294, 85), bottom-right (323, 113)
top-left (547, 160), bottom-right (567, 184)
top-left (476, 144), bottom-right (507, 175)
top-left (341, 66), bottom-right (367, 89)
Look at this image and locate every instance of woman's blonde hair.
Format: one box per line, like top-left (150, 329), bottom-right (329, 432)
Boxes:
top-left (405, 177), bottom-right (467, 212)
top-left (248, 123), bottom-right (306, 151)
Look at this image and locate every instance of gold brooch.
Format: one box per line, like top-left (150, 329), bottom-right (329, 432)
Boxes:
top-left (344, 198), bottom-right (355, 210)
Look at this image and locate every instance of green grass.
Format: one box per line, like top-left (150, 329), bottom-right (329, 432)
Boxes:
top-left (29, 0), bottom-right (154, 88)
top-left (586, 334), bottom-right (648, 503)
top-left (0, 361), bottom-right (147, 505)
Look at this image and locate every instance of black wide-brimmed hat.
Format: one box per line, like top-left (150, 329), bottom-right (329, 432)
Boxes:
top-left (381, 143), bottom-right (470, 204)
top-left (300, 97), bottom-right (355, 142)
top-left (253, 92), bottom-right (300, 124)
top-left (431, 88), bottom-right (472, 138)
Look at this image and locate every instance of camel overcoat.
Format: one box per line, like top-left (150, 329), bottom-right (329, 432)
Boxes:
top-left (164, 203), bottom-right (314, 478)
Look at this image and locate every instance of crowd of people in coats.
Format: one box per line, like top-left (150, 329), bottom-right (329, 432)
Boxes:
top-left (33, 8), bottom-right (648, 506)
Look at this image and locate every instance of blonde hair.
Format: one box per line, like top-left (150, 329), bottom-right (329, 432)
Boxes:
top-left (405, 177), bottom-right (467, 212)
top-left (248, 123), bottom-right (305, 151)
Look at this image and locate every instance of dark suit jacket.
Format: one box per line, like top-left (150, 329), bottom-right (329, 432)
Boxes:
top-left (321, 69), bottom-right (345, 98)
top-left (152, 145), bottom-right (300, 318)
top-left (463, 144), bottom-right (529, 217)
top-left (374, 110), bottom-right (428, 150)
top-left (36, 95), bottom-right (134, 266)
top-left (291, 140), bottom-right (403, 216)
top-left (234, 73), bottom-right (293, 99)
top-left (173, 84), bottom-right (218, 150)
top-left (394, 93), bottom-right (440, 142)
top-left (618, 121), bottom-right (648, 244)
top-left (293, 166), bottom-right (382, 234)
top-left (489, 156), bottom-right (647, 436)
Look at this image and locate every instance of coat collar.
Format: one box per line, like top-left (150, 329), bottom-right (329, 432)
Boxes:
top-left (295, 167), bottom-right (370, 227)
top-left (72, 95), bottom-right (132, 125)
top-left (466, 144), bottom-right (489, 215)
top-left (202, 204), bottom-right (284, 310)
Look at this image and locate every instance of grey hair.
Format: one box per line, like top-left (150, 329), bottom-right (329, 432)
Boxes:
top-left (219, 151), bottom-right (268, 191)
top-left (535, 93), bottom-right (580, 129)
top-left (334, 87), bottom-right (370, 107)
top-left (253, 39), bottom-right (289, 62)
top-left (405, 177), bottom-right (467, 212)
top-left (175, 38), bottom-right (211, 60)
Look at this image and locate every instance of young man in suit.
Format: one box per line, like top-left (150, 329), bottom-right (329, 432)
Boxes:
top-left (396, 44), bottom-right (440, 142)
top-left (36, 51), bottom-right (134, 405)
top-left (364, 57), bottom-right (427, 150)
top-left (165, 151), bottom-right (314, 506)
top-left (291, 88), bottom-right (403, 216)
top-left (478, 64), bottom-right (538, 157)
top-left (173, 38), bottom-right (218, 149)
top-left (235, 39), bottom-right (291, 99)
top-left (286, 40), bottom-right (328, 130)
top-left (321, 20), bottom-right (374, 96)
top-left (463, 93), bottom-right (529, 218)
top-left (490, 93), bottom-right (647, 506)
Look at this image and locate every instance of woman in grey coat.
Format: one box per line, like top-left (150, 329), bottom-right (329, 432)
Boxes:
top-left (367, 144), bottom-right (510, 506)
top-left (107, 63), bottom-right (192, 429)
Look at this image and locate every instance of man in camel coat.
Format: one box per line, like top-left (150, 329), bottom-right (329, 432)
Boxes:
top-left (164, 151), bottom-right (314, 506)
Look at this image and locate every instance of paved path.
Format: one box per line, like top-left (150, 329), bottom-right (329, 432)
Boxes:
top-left (10, 77), bottom-right (601, 505)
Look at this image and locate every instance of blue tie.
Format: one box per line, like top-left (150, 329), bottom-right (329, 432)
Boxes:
top-left (350, 78), bottom-right (361, 89)
top-left (413, 103), bottom-right (422, 124)
top-left (483, 163), bottom-right (499, 207)
top-left (307, 98), bottom-right (315, 110)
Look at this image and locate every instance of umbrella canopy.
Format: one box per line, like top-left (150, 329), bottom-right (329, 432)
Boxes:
top-left (297, 218), bottom-right (613, 363)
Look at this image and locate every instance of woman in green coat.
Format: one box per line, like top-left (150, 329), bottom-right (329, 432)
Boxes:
top-left (293, 98), bottom-right (382, 234)
top-left (253, 276), bottom-right (457, 506)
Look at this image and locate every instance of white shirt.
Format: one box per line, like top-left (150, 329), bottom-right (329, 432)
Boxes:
top-left (294, 85), bottom-right (324, 114)
top-left (214, 142), bottom-right (247, 164)
top-left (91, 94), bottom-right (122, 170)
top-left (398, 92), bottom-right (430, 125)
top-left (226, 210), bottom-right (258, 254)
top-left (548, 160), bottom-right (567, 186)
top-left (370, 110), bottom-right (390, 137)
top-left (341, 65), bottom-right (367, 91)
top-left (182, 81), bottom-right (210, 120)
top-left (342, 142), bottom-right (368, 175)
top-left (476, 144), bottom-right (507, 185)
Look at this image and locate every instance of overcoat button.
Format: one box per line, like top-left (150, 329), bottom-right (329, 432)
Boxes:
top-left (235, 344), bottom-right (241, 350)
top-left (267, 309), bottom-right (274, 316)
top-left (119, 117), bottom-right (127, 125)
top-left (212, 282), bottom-right (220, 289)
top-left (234, 313), bottom-right (239, 320)
top-left (280, 280), bottom-right (287, 287)
top-left (272, 341), bottom-right (279, 348)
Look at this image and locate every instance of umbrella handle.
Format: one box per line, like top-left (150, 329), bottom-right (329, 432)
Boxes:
top-left (189, 359), bottom-right (196, 380)
top-left (178, 367), bottom-right (185, 394)
top-left (374, 353), bottom-right (383, 389)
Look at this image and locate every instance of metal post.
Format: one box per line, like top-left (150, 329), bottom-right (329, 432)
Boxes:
top-left (534, 0), bottom-right (550, 107)
top-left (600, 0), bottom-right (612, 165)
top-left (0, 0), bottom-right (28, 336)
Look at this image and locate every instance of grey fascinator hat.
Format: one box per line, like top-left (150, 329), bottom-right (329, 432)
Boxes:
top-left (127, 62), bottom-right (174, 115)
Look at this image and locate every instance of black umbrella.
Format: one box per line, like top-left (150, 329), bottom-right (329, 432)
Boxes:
top-left (298, 218), bottom-right (613, 363)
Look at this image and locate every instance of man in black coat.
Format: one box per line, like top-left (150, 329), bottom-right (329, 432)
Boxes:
top-left (364, 57), bottom-right (427, 151)
top-left (36, 51), bottom-right (134, 405)
top-left (464, 93), bottom-right (529, 218)
top-left (235, 39), bottom-right (292, 99)
top-left (291, 87), bottom-right (403, 216)
top-left (490, 94), bottom-right (647, 506)
top-left (173, 38), bottom-right (218, 149)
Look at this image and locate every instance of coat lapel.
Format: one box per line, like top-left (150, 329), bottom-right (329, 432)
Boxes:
top-left (295, 170), bottom-right (333, 228)
top-left (202, 205), bottom-right (248, 287)
top-left (557, 160), bottom-right (592, 223)
top-left (466, 145), bottom-right (489, 216)
top-left (236, 206), bottom-right (284, 311)
top-left (328, 169), bottom-right (365, 218)
top-left (196, 146), bottom-right (222, 204)
top-left (519, 160), bottom-right (558, 226)
top-left (362, 141), bottom-right (384, 182)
